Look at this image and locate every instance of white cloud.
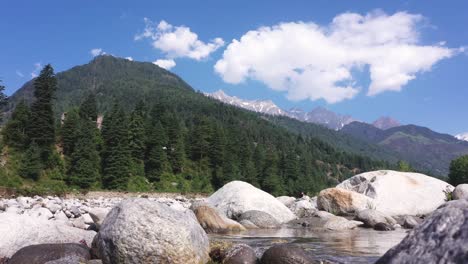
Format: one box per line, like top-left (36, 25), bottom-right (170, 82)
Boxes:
top-left (16, 70), bottom-right (24, 78)
top-left (125, 56), bottom-right (134, 61)
top-left (135, 19), bottom-right (224, 61)
top-left (153, 59), bottom-right (176, 70)
top-left (215, 11), bottom-right (458, 103)
top-left (31, 63), bottom-right (42, 78)
top-left (90, 48), bottom-right (106, 57)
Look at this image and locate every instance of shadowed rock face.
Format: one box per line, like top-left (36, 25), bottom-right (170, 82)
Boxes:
top-left (8, 243), bottom-right (91, 264)
top-left (260, 244), bottom-right (317, 264)
top-left (376, 199), bottom-right (468, 264)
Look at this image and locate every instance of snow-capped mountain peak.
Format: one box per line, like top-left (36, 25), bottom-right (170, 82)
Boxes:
top-left (455, 132), bottom-right (468, 142)
top-left (372, 116), bottom-right (401, 130)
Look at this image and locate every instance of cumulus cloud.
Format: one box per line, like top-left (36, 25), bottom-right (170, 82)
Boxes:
top-left (125, 56), bottom-right (134, 61)
top-left (90, 48), bottom-right (105, 57)
top-left (135, 19), bottom-right (224, 61)
top-left (153, 59), bottom-right (176, 70)
top-left (31, 63), bottom-right (42, 78)
top-left (215, 11), bottom-right (458, 103)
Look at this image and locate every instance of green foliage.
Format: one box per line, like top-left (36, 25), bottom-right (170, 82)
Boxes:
top-left (2, 100), bottom-right (30, 149)
top-left (27, 64), bottom-right (57, 161)
top-left (61, 109), bottom-right (80, 155)
top-left (127, 175), bottom-right (152, 192)
top-left (0, 80), bottom-right (8, 123)
top-left (79, 93), bottom-right (98, 121)
top-left (19, 142), bottom-right (42, 180)
top-left (448, 155), bottom-right (468, 185)
top-left (397, 160), bottom-right (413, 172)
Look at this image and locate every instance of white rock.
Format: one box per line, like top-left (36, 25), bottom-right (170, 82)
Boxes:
top-left (276, 196), bottom-right (296, 207)
top-left (54, 210), bottom-right (69, 222)
top-left (72, 216), bottom-right (88, 230)
top-left (81, 213), bottom-right (94, 225)
top-left (337, 170), bottom-right (454, 216)
top-left (16, 197), bottom-right (32, 209)
top-left (95, 199), bottom-right (210, 264)
top-left (88, 208), bottom-right (110, 229)
top-left (317, 188), bottom-right (375, 215)
top-left (0, 213), bottom-right (96, 258)
top-left (452, 184), bottom-right (468, 200)
top-left (46, 202), bottom-right (62, 214)
top-left (324, 216), bottom-right (363, 230)
top-left (290, 198), bottom-right (317, 218)
top-left (207, 181), bottom-right (296, 223)
top-left (27, 207), bottom-right (53, 220)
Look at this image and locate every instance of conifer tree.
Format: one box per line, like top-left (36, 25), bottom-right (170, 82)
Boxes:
top-left (61, 109), bottom-right (80, 156)
top-left (19, 142), bottom-right (42, 180)
top-left (0, 80), bottom-right (8, 123)
top-left (68, 119), bottom-right (101, 188)
top-left (79, 93), bottom-right (98, 121)
top-left (3, 100), bottom-right (30, 149)
top-left (128, 110), bottom-right (146, 161)
top-left (101, 103), bottom-right (131, 189)
top-left (27, 64), bottom-right (57, 160)
top-left (145, 121), bottom-right (171, 182)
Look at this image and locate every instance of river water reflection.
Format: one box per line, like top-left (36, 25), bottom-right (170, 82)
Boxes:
top-left (210, 227), bottom-right (408, 263)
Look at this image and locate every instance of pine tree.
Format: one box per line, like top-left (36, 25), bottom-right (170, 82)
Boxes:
top-left (0, 80), bottom-right (8, 123)
top-left (68, 119), bottom-right (101, 188)
top-left (145, 121), bottom-right (171, 182)
top-left (79, 93), bottom-right (98, 121)
top-left (61, 109), bottom-right (80, 156)
top-left (27, 64), bottom-right (57, 160)
top-left (3, 100), bottom-right (30, 149)
top-left (19, 142), bottom-right (42, 180)
top-left (128, 110), bottom-right (146, 161)
top-left (190, 116), bottom-right (212, 161)
top-left (101, 103), bottom-right (131, 189)
top-left (164, 113), bottom-right (186, 174)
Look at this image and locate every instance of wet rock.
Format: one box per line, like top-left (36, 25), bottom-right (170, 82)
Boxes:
top-left (324, 216), bottom-right (362, 231)
top-left (374, 222), bottom-right (395, 231)
top-left (239, 219), bottom-right (259, 229)
top-left (193, 205), bottom-right (246, 233)
top-left (260, 244), bottom-right (317, 264)
top-left (377, 199), bottom-right (468, 264)
top-left (452, 183), bottom-right (468, 200)
top-left (356, 209), bottom-right (396, 228)
top-left (223, 244), bottom-right (257, 264)
top-left (338, 170), bottom-right (453, 216)
top-left (238, 210), bottom-right (280, 229)
top-left (8, 243), bottom-right (91, 264)
top-left (317, 188), bottom-right (375, 215)
top-left (207, 181), bottom-right (296, 223)
top-left (95, 198), bottom-right (209, 264)
top-left (0, 214), bottom-right (96, 257)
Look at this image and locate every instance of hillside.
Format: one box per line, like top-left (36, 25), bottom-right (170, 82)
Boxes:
top-left (1, 55), bottom-right (393, 195)
top-left (341, 122), bottom-right (468, 175)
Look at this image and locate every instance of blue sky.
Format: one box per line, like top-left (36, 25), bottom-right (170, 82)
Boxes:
top-left (1, 0), bottom-right (467, 135)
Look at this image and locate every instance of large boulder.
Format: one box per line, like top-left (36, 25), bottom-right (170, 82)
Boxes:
top-left (8, 243), bottom-right (91, 264)
top-left (452, 183), bottom-right (468, 200)
top-left (376, 199), bottom-right (468, 264)
top-left (337, 170), bottom-right (453, 216)
top-left (317, 188), bottom-right (375, 215)
top-left (94, 198), bottom-right (210, 264)
top-left (207, 181), bottom-right (296, 223)
top-left (355, 209), bottom-right (396, 228)
top-left (260, 244), bottom-right (317, 264)
top-left (0, 214), bottom-right (96, 258)
top-left (193, 205), bottom-right (246, 233)
top-left (238, 210), bottom-right (280, 229)
top-left (223, 244), bottom-right (257, 264)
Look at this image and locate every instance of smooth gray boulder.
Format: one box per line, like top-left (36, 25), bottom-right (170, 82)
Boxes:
top-left (338, 170), bottom-right (453, 216)
top-left (376, 199), bottom-right (468, 263)
top-left (223, 244), bottom-right (257, 264)
top-left (8, 243), bottom-right (90, 264)
top-left (356, 209), bottom-right (396, 228)
top-left (452, 183), bottom-right (468, 200)
top-left (276, 196), bottom-right (296, 207)
top-left (260, 244), bottom-right (317, 264)
top-left (238, 210), bottom-right (280, 228)
top-left (207, 181), bottom-right (296, 223)
top-left (94, 198), bottom-right (210, 264)
top-left (0, 214), bottom-right (96, 258)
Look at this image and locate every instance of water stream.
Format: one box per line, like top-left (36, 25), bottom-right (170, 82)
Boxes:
top-left (210, 227), bottom-right (408, 263)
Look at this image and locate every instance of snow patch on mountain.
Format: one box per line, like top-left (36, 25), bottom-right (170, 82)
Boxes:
top-left (455, 132), bottom-right (468, 142)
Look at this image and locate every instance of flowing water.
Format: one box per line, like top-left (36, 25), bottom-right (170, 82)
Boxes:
top-left (210, 227), bottom-right (408, 263)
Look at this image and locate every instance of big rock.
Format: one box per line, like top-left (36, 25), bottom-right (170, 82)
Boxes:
top-left (452, 183), bottom-right (468, 200)
top-left (94, 198), bottom-right (210, 264)
top-left (8, 243), bottom-right (91, 264)
top-left (337, 170), bottom-right (453, 216)
top-left (0, 214), bottom-right (96, 258)
top-left (317, 188), bottom-right (375, 215)
top-left (260, 244), bottom-right (317, 264)
top-left (193, 205), bottom-right (246, 233)
top-left (376, 199), bottom-right (468, 263)
top-left (207, 181), bottom-right (296, 223)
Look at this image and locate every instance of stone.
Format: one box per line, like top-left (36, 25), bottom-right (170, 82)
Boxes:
top-left (28, 207), bottom-right (54, 220)
top-left (337, 170), bottom-right (454, 216)
top-left (223, 244), bottom-right (257, 264)
top-left (377, 199), bottom-right (468, 263)
top-left (72, 216), bottom-right (88, 230)
top-left (452, 183), bottom-right (468, 200)
top-left (324, 216), bottom-right (363, 231)
top-left (238, 210), bottom-right (280, 229)
top-left (290, 199), bottom-right (317, 218)
top-left (8, 243), bottom-right (91, 264)
top-left (317, 188), bottom-right (375, 215)
top-left (69, 206), bottom-right (81, 217)
top-left (0, 201), bottom-right (5, 211)
top-left (193, 205), bottom-right (246, 233)
top-left (16, 197), bottom-right (32, 209)
top-left (402, 215), bottom-right (420, 229)
top-left (88, 208), bottom-right (109, 230)
top-left (239, 219), bottom-right (258, 229)
top-left (355, 209), bottom-right (396, 228)
top-left (260, 244), bottom-right (317, 264)
top-left (0, 213), bottom-right (96, 258)
top-left (94, 198), bottom-right (210, 264)
top-left (276, 196), bottom-right (296, 207)
top-left (46, 202), bottom-right (62, 214)
top-left (313, 210), bottom-right (335, 219)
top-left (207, 181), bottom-right (296, 223)
top-left (54, 211), bottom-right (69, 222)
top-left (374, 222), bottom-right (395, 231)
top-left (81, 213), bottom-right (94, 225)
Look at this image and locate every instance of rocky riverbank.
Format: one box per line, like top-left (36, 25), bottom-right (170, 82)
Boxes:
top-left (1, 170), bottom-right (467, 263)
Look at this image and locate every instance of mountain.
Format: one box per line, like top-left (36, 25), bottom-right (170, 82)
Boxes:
top-left (206, 90), bottom-right (355, 130)
top-left (455, 133), bottom-right (468, 142)
top-left (372, 116), bottom-right (401, 130)
top-left (205, 90), bottom-right (287, 116)
top-left (4, 55), bottom-right (393, 194)
top-left (341, 122), bottom-right (468, 175)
